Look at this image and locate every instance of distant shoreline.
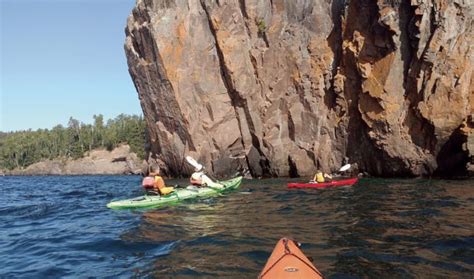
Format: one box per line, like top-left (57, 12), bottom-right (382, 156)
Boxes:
top-left (1, 145), bottom-right (145, 176)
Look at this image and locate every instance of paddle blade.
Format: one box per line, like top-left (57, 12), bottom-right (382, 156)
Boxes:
top-left (339, 164), bottom-right (351, 172)
top-left (186, 156), bottom-right (203, 171)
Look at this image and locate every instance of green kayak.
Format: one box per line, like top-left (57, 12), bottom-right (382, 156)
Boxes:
top-left (107, 176), bottom-right (243, 210)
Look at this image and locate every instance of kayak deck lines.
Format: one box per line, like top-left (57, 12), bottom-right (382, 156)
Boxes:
top-left (259, 237), bottom-right (323, 279)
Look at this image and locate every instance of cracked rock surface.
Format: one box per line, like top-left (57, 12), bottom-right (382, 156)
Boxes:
top-left (125, 0), bottom-right (473, 177)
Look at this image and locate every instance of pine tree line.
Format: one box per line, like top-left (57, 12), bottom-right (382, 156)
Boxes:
top-left (0, 114), bottom-right (146, 170)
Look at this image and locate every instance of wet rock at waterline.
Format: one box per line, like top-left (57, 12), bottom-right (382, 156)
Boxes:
top-left (125, 0), bottom-right (473, 178)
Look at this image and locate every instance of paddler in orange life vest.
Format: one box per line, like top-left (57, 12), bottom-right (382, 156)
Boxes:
top-left (142, 165), bottom-right (174, 195)
top-left (312, 170), bottom-right (332, 183)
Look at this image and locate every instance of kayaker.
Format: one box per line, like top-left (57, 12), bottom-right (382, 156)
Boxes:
top-left (143, 165), bottom-right (174, 195)
top-left (324, 173), bottom-right (333, 181)
top-left (312, 170), bottom-right (332, 183)
top-left (190, 166), bottom-right (225, 189)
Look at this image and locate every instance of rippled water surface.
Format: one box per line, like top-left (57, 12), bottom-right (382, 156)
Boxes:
top-left (0, 176), bottom-right (473, 278)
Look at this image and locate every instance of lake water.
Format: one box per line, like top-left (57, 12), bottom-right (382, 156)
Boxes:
top-left (0, 176), bottom-right (473, 278)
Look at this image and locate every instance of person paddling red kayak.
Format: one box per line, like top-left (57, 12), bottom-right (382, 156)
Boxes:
top-left (288, 177), bottom-right (358, 189)
top-left (288, 164), bottom-right (358, 189)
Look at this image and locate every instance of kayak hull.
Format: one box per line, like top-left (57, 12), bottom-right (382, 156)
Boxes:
top-left (288, 177), bottom-right (358, 189)
top-left (259, 237), bottom-right (323, 279)
top-left (107, 176), bottom-right (242, 209)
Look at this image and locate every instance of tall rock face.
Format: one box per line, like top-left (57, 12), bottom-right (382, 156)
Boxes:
top-left (125, 0), bottom-right (473, 177)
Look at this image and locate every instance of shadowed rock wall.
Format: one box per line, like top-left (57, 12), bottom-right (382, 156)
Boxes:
top-left (125, 0), bottom-right (473, 177)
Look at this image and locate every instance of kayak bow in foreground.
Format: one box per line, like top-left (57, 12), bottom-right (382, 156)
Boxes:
top-left (259, 237), bottom-right (323, 279)
top-left (107, 176), bottom-right (242, 210)
top-left (288, 177), bottom-right (358, 189)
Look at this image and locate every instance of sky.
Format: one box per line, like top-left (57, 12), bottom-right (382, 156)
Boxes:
top-left (0, 0), bottom-right (142, 132)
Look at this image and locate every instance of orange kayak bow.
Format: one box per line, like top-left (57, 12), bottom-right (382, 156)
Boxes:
top-left (259, 238), bottom-right (323, 279)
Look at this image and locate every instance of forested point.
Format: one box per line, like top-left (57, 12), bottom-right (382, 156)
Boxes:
top-left (0, 114), bottom-right (147, 170)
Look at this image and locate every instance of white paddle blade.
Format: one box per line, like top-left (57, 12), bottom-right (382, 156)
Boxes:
top-left (339, 164), bottom-right (351, 172)
top-left (186, 156), bottom-right (203, 171)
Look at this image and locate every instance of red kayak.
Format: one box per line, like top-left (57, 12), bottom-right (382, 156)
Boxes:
top-left (288, 177), bottom-right (358, 189)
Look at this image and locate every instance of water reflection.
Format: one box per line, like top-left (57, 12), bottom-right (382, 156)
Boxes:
top-left (120, 178), bottom-right (474, 278)
top-left (329, 179), bottom-right (474, 278)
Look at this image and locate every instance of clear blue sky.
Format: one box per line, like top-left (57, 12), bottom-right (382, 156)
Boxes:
top-left (1, 0), bottom-right (142, 132)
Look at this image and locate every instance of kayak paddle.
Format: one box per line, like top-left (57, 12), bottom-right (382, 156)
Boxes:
top-left (186, 155), bottom-right (222, 184)
top-left (186, 156), bottom-right (203, 171)
top-left (338, 164), bottom-right (351, 172)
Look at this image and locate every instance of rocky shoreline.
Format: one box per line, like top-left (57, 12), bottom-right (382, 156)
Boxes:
top-left (1, 145), bottom-right (145, 176)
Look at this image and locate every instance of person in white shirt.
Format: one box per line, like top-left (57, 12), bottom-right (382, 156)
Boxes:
top-left (189, 166), bottom-right (225, 189)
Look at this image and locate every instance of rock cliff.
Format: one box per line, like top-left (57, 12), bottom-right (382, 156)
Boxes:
top-left (125, 0), bottom-right (473, 177)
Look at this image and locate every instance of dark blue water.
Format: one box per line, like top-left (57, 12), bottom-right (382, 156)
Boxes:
top-left (0, 176), bottom-right (473, 278)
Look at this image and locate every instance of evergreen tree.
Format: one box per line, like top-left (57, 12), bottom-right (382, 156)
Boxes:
top-left (0, 114), bottom-right (147, 170)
